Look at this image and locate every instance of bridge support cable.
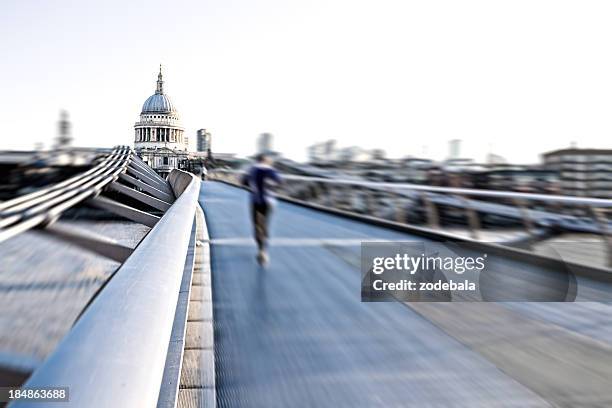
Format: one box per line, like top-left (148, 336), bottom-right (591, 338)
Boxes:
top-left (0, 147), bottom-right (127, 215)
top-left (127, 164), bottom-right (174, 195)
top-left (0, 214), bottom-right (47, 242)
top-left (119, 173), bottom-right (175, 203)
top-left (15, 170), bottom-right (202, 408)
top-left (0, 144), bottom-right (185, 247)
top-left (131, 155), bottom-right (169, 182)
top-left (89, 196), bottom-right (160, 228)
top-left (108, 181), bottom-right (172, 212)
top-left (0, 147), bottom-right (125, 212)
top-left (0, 146), bottom-right (132, 243)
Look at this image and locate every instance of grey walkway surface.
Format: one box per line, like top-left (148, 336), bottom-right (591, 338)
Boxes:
top-left (200, 182), bottom-right (557, 408)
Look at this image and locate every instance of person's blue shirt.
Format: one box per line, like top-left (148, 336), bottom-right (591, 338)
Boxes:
top-left (242, 164), bottom-right (281, 206)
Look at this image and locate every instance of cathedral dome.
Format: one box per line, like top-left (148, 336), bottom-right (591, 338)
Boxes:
top-left (142, 93), bottom-right (175, 113)
top-left (140, 66), bottom-right (177, 113)
top-left (134, 66), bottom-right (186, 154)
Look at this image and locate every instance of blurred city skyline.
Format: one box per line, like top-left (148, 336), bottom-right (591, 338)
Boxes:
top-left (2, 0), bottom-right (612, 163)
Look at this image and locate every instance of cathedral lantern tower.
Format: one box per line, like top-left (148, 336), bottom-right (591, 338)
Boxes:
top-left (134, 66), bottom-right (186, 152)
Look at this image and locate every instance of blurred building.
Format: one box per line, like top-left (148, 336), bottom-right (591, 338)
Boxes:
top-left (473, 165), bottom-right (559, 193)
top-left (372, 149), bottom-right (386, 160)
top-left (543, 148), bottom-right (612, 198)
top-left (436, 158), bottom-right (559, 191)
top-left (55, 111), bottom-right (72, 148)
top-left (308, 140), bottom-right (338, 162)
top-left (257, 133), bottom-right (273, 154)
top-left (307, 141), bottom-right (382, 164)
top-left (448, 139), bottom-right (461, 160)
top-left (486, 152), bottom-right (507, 165)
top-left (133, 66), bottom-right (188, 178)
top-left (336, 146), bottom-right (375, 162)
top-left (441, 158), bottom-right (484, 176)
top-left (197, 129), bottom-right (212, 154)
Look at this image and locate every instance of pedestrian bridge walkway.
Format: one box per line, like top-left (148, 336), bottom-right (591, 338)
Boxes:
top-left (8, 148), bottom-right (612, 407)
top-left (200, 181), bottom-right (612, 407)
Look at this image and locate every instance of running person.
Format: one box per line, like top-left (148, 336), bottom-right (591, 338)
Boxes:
top-left (242, 153), bottom-right (281, 265)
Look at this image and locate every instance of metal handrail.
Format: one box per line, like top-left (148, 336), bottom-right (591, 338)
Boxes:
top-left (211, 169), bottom-right (612, 207)
top-left (211, 169), bottom-right (612, 266)
top-left (13, 169), bottom-right (201, 408)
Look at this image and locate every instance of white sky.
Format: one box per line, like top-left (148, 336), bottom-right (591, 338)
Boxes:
top-left (1, 0), bottom-right (611, 163)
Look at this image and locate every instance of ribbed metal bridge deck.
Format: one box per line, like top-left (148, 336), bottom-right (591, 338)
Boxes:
top-left (198, 182), bottom-right (612, 407)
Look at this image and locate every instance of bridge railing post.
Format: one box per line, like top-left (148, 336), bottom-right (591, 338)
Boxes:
top-left (394, 195), bottom-right (406, 224)
top-left (513, 197), bottom-right (536, 247)
top-left (421, 192), bottom-right (440, 229)
top-left (456, 195), bottom-right (480, 240)
top-left (590, 207), bottom-right (612, 269)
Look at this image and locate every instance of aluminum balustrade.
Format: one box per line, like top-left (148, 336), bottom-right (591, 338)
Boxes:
top-left (210, 169), bottom-right (612, 267)
top-left (0, 146), bottom-right (178, 256)
top-left (11, 168), bottom-right (202, 408)
top-left (1, 148), bottom-right (209, 406)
